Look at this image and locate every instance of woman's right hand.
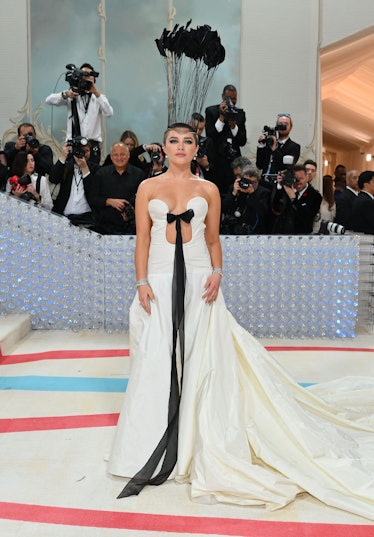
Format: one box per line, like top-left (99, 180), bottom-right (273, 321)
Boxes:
top-left (138, 284), bottom-right (155, 314)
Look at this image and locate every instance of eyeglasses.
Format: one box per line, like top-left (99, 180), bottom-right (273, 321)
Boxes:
top-left (277, 113), bottom-right (291, 118)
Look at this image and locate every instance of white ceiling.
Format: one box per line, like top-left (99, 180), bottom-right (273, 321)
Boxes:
top-left (321, 27), bottom-right (374, 151)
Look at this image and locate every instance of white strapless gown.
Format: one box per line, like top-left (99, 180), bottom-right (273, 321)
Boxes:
top-left (108, 197), bottom-right (374, 519)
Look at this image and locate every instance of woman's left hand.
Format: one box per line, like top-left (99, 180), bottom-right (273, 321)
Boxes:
top-left (202, 273), bottom-right (221, 304)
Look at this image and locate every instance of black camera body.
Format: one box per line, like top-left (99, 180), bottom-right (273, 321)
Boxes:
top-left (65, 64), bottom-right (99, 95)
top-left (221, 214), bottom-right (253, 235)
top-left (122, 202), bottom-right (135, 222)
top-left (238, 176), bottom-right (250, 189)
top-left (67, 137), bottom-right (89, 158)
top-left (197, 137), bottom-right (208, 158)
top-left (280, 169), bottom-right (296, 187)
top-left (224, 97), bottom-right (239, 121)
top-left (24, 132), bottom-right (40, 149)
top-left (262, 123), bottom-right (287, 147)
top-left (149, 149), bottom-right (164, 164)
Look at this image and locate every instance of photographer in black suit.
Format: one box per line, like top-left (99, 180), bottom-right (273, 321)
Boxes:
top-left (256, 114), bottom-right (300, 189)
top-left (271, 164), bottom-right (322, 234)
top-left (205, 84), bottom-right (247, 196)
top-left (221, 164), bottom-right (271, 234)
top-left (50, 138), bottom-right (100, 227)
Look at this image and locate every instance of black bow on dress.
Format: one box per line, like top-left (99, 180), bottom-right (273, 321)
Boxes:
top-left (117, 208), bottom-right (194, 498)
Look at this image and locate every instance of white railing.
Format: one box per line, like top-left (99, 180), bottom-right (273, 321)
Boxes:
top-left (1, 192), bottom-right (369, 338)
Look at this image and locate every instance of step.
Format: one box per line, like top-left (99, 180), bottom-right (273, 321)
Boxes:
top-left (0, 314), bottom-right (31, 356)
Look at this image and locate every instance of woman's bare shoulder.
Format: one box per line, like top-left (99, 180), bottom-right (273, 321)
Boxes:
top-left (197, 177), bottom-right (220, 199)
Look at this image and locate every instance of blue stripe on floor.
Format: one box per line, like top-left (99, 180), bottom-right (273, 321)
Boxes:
top-left (0, 376), bottom-right (128, 392)
top-left (0, 376), bottom-right (315, 392)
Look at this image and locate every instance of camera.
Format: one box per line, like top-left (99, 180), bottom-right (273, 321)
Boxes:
top-left (262, 123), bottom-right (287, 147)
top-left (222, 138), bottom-right (239, 161)
top-left (149, 148), bottom-right (164, 164)
top-left (197, 137), bottom-right (208, 158)
top-left (67, 137), bottom-right (89, 158)
top-left (224, 97), bottom-right (239, 121)
top-left (279, 155), bottom-right (296, 187)
top-left (221, 214), bottom-right (252, 235)
top-left (24, 132), bottom-right (40, 149)
top-left (318, 220), bottom-right (345, 235)
top-left (238, 177), bottom-right (250, 189)
top-left (9, 174), bottom-right (37, 202)
top-left (65, 64), bottom-right (99, 95)
top-left (122, 202), bottom-right (135, 222)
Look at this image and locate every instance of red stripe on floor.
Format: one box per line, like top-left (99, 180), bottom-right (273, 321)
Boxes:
top-left (265, 346), bottom-right (374, 352)
top-left (0, 502), bottom-right (372, 535)
top-left (0, 348), bottom-right (130, 364)
top-left (0, 413), bottom-right (119, 433)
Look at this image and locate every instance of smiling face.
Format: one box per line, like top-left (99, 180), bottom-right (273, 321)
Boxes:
top-left (110, 142), bottom-right (130, 172)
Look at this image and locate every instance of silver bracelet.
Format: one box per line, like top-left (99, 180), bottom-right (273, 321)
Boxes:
top-left (136, 278), bottom-right (149, 288)
top-left (212, 267), bottom-right (223, 277)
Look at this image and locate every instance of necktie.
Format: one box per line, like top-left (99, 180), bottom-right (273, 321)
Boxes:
top-left (117, 208), bottom-right (194, 498)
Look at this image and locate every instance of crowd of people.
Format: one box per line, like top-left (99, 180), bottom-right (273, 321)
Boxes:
top-left (1, 71), bottom-right (373, 235)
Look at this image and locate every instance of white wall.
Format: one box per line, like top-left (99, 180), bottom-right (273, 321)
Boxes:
top-left (0, 0), bottom-right (29, 142)
top-left (321, 0), bottom-right (374, 47)
top-left (240, 0), bottom-right (321, 169)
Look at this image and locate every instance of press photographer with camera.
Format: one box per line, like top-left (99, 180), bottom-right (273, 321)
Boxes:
top-left (45, 63), bottom-right (113, 164)
top-left (205, 84), bottom-right (247, 196)
top-left (256, 114), bottom-right (300, 189)
top-left (188, 112), bottom-right (215, 180)
top-left (4, 122), bottom-right (53, 176)
top-left (221, 164), bottom-right (271, 235)
top-left (49, 138), bottom-right (100, 226)
top-left (271, 163), bottom-right (322, 234)
top-left (88, 142), bottom-right (145, 234)
top-left (6, 150), bottom-right (53, 210)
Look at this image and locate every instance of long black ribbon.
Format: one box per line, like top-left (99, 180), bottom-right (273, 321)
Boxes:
top-left (117, 208), bottom-right (194, 498)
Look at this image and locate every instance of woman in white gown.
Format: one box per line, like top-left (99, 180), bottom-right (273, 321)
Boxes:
top-left (108, 123), bottom-right (374, 520)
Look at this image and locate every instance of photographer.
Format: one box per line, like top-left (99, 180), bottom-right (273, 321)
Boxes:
top-left (205, 84), bottom-right (247, 195)
top-left (49, 138), bottom-right (100, 226)
top-left (88, 142), bottom-right (145, 234)
top-left (6, 151), bottom-right (53, 210)
top-left (271, 164), bottom-right (322, 234)
top-left (148, 144), bottom-right (167, 177)
top-left (188, 112), bottom-right (215, 179)
top-left (256, 114), bottom-right (300, 189)
top-left (221, 164), bottom-right (271, 234)
top-left (45, 63), bottom-right (113, 164)
top-left (4, 122), bottom-right (53, 176)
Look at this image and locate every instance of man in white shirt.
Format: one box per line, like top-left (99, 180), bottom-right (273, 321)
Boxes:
top-left (45, 63), bottom-right (113, 163)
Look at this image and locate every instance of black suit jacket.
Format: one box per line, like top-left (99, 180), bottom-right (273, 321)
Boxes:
top-left (271, 183), bottom-right (322, 234)
top-left (205, 104), bottom-right (247, 159)
top-left (50, 158), bottom-right (100, 215)
top-left (256, 138), bottom-right (301, 175)
top-left (335, 188), bottom-right (357, 230)
top-left (351, 191), bottom-right (374, 234)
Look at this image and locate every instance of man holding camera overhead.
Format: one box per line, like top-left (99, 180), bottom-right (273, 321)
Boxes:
top-left (256, 113), bottom-right (300, 189)
top-left (45, 63), bottom-right (113, 164)
top-left (205, 84), bottom-right (247, 196)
